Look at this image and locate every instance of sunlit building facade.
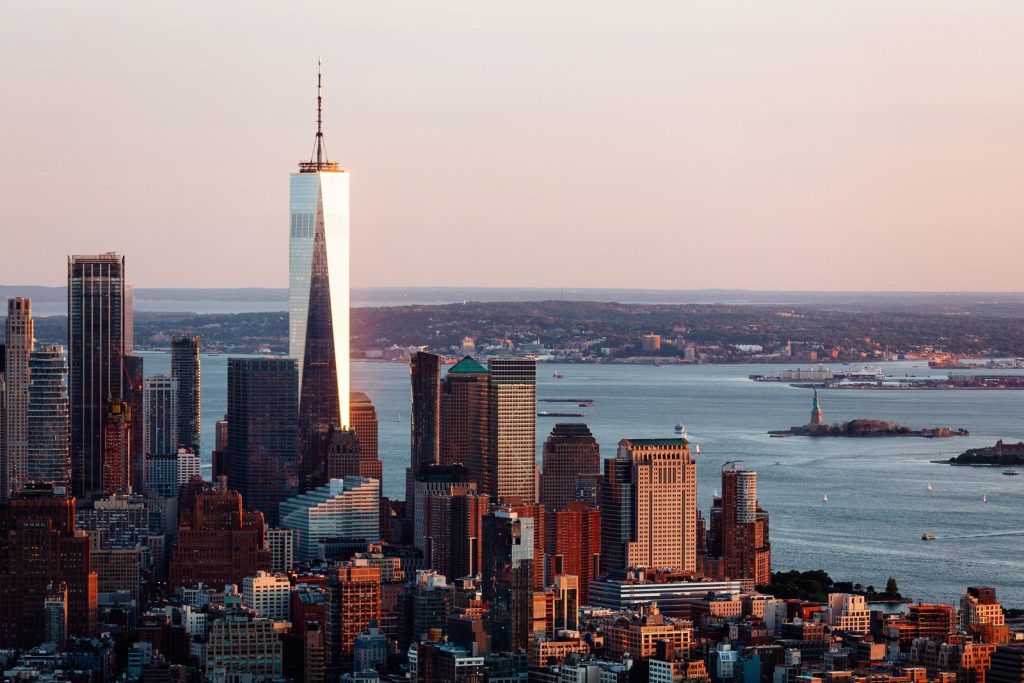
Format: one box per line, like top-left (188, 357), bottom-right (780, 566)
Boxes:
top-left (291, 67), bottom-right (351, 489)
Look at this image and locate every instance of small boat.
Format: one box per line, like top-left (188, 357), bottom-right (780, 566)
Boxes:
top-left (713, 489), bottom-right (720, 498)
top-left (774, 461), bottom-right (781, 466)
top-left (922, 533), bottom-right (937, 541)
top-left (822, 494), bottom-right (829, 504)
top-left (1002, 468), bottom-right (1020, 476)
top-left (674, 423), bottom-right (686, 436)
top-left (983, 494), bottom-right (988, 503)
top-left (553, 371), bottom-right (564, 379)
top-left (695, 444), bottom-right (701, 455)
top-left (927, 483), bottom-right (933, 491)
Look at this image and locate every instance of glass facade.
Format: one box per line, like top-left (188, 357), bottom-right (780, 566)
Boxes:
top-left (27, 344), bottom-right (70, 487)
top-left (226, 357), bottom-right (299, 526)
top-left (68, 254), bottom-right (125, 501)
top-left (289, 171), bottom-right (350, 425)
top-left (143, 375), bottom-right (178, 457)
top-left (171, 335), bottom-right (201, 453)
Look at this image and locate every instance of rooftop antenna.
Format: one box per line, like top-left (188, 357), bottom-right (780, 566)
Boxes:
top-left (300, 58), bottom-right (339, 173)
top-left (314, 57), bottom-right (326, 165)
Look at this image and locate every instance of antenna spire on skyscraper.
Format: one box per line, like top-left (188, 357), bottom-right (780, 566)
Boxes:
top-left (300, 58), bottom-right (339, 172)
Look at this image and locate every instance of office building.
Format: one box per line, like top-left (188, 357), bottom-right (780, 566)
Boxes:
top-left (90, 544), bottom-right (141, 603)
top-left (552, 574), bottom-right (579, 631)
top-left (168, 483), bottom-right (271, 590)
top-left (601, 438), bottom-right (697, 574)
top-left (409, 641), bottom-right (485, 683)
top-left (146, 448), bottom-right (200, 498)
top-left (349, 391), bottom-right (379, 473)
top-left (170, 336), bottom-right (200, 454)
top-left (266, 527), bottom-right (295, 574)
top-left (547, 501), bottom-right (601, 604)
top-left (102, 398), bottom-right (132, 496)
top-left (123, 354), bottom-right (145, 492)
top-left (325, 561), bottom-right (381, 673)
top-left (76, 493), bottom-right (150, 549)
top-left (486, 358), bottom-right (537, 502)
top-left (279, 477), bottom-right (380, 561)
top-left (604, 603), bottom-right (692, 661)
top-left (408, 351), bottom-right (442, 522)
top-left (243, 571), bottom-right (291, 621)
top-left (712, 461), bottom-right (771, 586)
top-left (0, 483), bottom-right (98, 647)
top-left (353, 622), bottom-right (387, 674)
top-left (292, 67), bottom-right (350, 490)
top-left (226, 357), bottom-right (299, 525)
top-left (206, 587), bottom-right (284, 679)
top-left (44, 582), bottom-right (69, 648)
top-left (411, 570), bottom-right (454, 642)
top-left (27, 345), bottom-right (71, 487)
top-left (539, 423), bottom-right (601, 512)
top-left (326, 426), bottom-right (382, 483)
top-left (4, 298), bottom-right (33, 498)
top-left (144, 375), bottom-right (178, 457)
top-left (68, 253), bottom-right (126, 501)
top-left (482, 509), bottom-right (535, 652)
top-left (422, 484), bottom-right (488, 581)
top-left (439, 356), bottom-right (488, 472)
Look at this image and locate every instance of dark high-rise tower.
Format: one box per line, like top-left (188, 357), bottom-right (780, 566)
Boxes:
top-left (123, 354), bottom-right (145, 493)
top-left (539, 423), bottom-right (601, 512)
top-left (171, 336), bottom-right (201, 454)
top-left (68, 254), bottom-right (125, 501)
top-left (439, 356), bottom-right (488, 472)
top-left (407, 351), bottom-right (441, 529)
top-left (226, 358), bottom-right (299, 525)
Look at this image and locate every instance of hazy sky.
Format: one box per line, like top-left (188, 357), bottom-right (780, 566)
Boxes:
top-left (2, 2), bottom-right (1022, 291)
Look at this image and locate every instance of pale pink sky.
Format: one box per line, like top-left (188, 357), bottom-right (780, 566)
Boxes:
top-left (2, 1), bottom-right (1022, 290)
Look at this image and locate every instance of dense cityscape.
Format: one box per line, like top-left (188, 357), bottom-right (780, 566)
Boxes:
top-left (2, 70), bottom-right (1024, 683)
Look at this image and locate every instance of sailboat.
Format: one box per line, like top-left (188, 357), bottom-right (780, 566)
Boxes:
top-left (927, 483), bottom-right (933, 491)
top-left (823, 494), bottom-right (829, 504)
top-left (983, 494), bottom-right (988, 503)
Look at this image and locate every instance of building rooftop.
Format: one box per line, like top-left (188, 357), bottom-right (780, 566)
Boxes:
top-left (447, 356), bottom-right (487, 375)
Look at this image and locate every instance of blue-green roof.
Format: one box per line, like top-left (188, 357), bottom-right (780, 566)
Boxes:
top-left (447, 355), bottom-right (487, 375)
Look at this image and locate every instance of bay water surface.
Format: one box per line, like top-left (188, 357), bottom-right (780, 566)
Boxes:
top-left (140, 353), bottom-right (1024, 606)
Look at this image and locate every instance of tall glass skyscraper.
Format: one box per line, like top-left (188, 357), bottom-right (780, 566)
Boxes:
top-left (170, 335), bottom-right (201, 453)
top-left (143, 375), bottom-right (178, 457)
top-left (27, 345), bottom-right (70, 487)
top-left (290, 65), bottom-right (351, 484)
top-left (68, 253), bottom-right (125, 500)
top-left (226, 357), bottom-right (299, 526)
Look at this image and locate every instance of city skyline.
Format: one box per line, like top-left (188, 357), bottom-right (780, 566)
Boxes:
top-left (3, 2), bottom-right (1024, 291)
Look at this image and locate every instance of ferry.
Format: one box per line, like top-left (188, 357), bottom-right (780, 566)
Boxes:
top-left (1002, 468), bottom-right (1020, 476)
top-left (538, 411), bottom-right (585, 417)
top-left (674, 423), bottom-right (687, 437)
top-left (921, 533), bottom-right (937, 541)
